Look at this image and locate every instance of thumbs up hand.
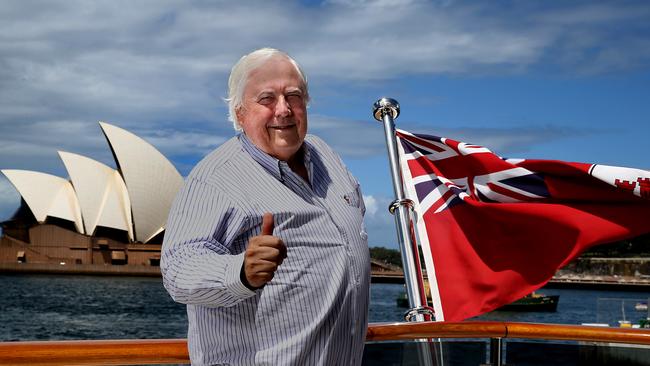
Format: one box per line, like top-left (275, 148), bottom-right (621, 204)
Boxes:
top-left (243, 213), bottom-right (287, 289)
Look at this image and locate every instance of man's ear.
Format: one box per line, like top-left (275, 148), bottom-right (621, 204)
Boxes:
top-left (236, 108), bottom-right (245, 127)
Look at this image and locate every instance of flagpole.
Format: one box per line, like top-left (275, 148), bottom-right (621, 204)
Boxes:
top-left (373, 98), bottom-right (434, 322)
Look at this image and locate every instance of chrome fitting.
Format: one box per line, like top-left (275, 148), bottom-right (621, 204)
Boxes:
top-left (373, 98), bottom-right (400, 122)
top-left (388, 198), bottom-right (414, 214)
top-left (404, 305), bottom-right (436, 322)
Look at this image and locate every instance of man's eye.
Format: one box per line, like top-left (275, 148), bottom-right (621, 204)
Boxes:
top-left (286, 94), bottom-right (303, 104)
top-left (258, 96), bottom-right (274, 105)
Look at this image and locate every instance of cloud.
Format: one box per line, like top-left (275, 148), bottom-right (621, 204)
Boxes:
top-left (0, 120), bottom-right (112, 174)
top-left (405, 124), bottom-right (589, 156)
top-left (362, 195), bottom-right (378, 216)
top-left (298, 1), bottom-right (650, 79)
top-left (311, 110), bottom-right (587, 158)
top-left (362, 194), bottom-right (398, 248)
top-left (3, 1), bottom-right (642, 153)
top-left (1, 0), bottom-right (649, 222)
top-left (127, 127), bottom-right (228, 161)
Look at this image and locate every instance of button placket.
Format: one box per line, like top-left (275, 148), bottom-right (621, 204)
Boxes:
top-left (282, 163), bottom-right (362, 292)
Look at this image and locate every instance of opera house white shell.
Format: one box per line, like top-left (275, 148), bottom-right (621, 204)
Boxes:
top-left (1, 170), bottom-right (85, 234)
top-left (99, 122), bottom-right (183, 243)
top-left (1, 122), bottom-right (183, 244)
top-left (58, 151), bottom-right (134, 242)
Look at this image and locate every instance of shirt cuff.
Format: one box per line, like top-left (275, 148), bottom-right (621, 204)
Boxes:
top-left (224, 252), bottom-right (256, 299)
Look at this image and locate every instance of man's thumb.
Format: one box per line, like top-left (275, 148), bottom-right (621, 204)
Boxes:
top-left (261, 212), bottom-right (274, 235)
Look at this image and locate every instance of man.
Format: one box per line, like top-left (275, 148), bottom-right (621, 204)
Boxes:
top-left (161, 48), bottom-right (370, 365)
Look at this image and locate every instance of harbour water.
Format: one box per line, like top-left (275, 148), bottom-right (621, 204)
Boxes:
top-left (1, 274), bottom-right (649, 342)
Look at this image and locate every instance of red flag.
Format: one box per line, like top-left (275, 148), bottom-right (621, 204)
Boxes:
top-left (396, 129), bottom-right (650, 321)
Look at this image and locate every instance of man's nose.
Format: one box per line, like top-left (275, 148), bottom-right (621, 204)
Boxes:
top-left (275, 96), bottom-right (292, 117)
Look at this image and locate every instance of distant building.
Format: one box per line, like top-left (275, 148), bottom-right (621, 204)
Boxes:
top-left (0, 122), bottom-right (183, 269)
top-left (370, 259), bottom-right (402, 273)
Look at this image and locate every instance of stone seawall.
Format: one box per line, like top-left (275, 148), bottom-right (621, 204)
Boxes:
top-left (558, 257), bottom-right (650, 277)
top-left (0, 262), bottom-right (161, 276)
top-left (3, 257), bottom-right (650, 290)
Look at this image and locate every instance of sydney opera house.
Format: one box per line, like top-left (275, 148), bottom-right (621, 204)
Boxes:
top-left (0, 122), bottom-right (183, 274)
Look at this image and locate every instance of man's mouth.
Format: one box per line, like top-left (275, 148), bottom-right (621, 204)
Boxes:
top-left (268, 123), bottom-right (296, 130)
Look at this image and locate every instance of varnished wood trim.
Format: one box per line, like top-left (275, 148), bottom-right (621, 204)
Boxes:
top-left (365, 321), bottom-right (507, 341)
top-left (2, 322), bottom-right (650, 365)
top-left (0, 338), bottom-right (189, 365)
top-left (506, 322), bottom-right (650, 345)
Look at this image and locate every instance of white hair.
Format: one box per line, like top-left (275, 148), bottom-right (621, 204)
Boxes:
top-left (226, 48), bottom-right (309, 131)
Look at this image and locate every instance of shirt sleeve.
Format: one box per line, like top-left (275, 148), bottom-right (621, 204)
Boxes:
top-left (161, 177), bottom-right (256, 308)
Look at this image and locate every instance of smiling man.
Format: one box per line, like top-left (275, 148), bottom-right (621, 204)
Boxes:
top-left (161, 48), bottom-right (370, 366)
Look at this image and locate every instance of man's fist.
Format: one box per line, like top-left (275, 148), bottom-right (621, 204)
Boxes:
top-left (243, 213), bottom-right (287, 288)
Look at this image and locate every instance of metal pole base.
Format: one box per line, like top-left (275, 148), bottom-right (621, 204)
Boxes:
top-left (404, 305), bottom-right (436, 322)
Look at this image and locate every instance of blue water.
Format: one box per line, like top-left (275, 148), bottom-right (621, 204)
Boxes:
top-left (1, 274), bottom-right (648, 341)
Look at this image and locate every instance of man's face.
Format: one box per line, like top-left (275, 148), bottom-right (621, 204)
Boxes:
top-left (237, 56), bottom-right (308, 162)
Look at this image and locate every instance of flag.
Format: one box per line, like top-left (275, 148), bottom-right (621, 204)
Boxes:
top-left (396, 129), bottom-right (650, 322)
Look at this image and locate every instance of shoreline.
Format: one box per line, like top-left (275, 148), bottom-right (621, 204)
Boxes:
top-left (0, 262), bottom-right (161, 277)
top-left (546, 274), bottom-right (650, 292)
top-left (3, 262), bottom-right (650, 291)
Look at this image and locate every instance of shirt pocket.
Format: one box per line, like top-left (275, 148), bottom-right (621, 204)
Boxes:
top-left (343, 184), bottom-right (366, 216)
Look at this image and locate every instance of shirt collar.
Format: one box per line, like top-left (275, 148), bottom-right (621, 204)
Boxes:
top-left (238, 133), bottom-right (312, 184)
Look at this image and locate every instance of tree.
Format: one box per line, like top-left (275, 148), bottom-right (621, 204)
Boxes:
top-left (581, 233), bottom-right (650, 257)
top-left (369, 246), bottom-right (402, 268)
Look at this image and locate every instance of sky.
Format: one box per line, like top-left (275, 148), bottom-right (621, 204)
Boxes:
top-left (1, 0), bottom-right (649, 248)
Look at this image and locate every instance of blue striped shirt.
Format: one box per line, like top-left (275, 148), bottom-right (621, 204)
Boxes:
top-left (161, 134), bottom-right (370, 365)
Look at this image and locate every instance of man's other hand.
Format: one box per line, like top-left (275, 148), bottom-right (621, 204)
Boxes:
top-left (243, 212), bottom-right (287, 288)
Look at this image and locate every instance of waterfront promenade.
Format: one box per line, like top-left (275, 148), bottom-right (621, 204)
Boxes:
top-left (369, 272), bottom-right (650, 291)
top-left (2, 262), bottom-right (650, 290)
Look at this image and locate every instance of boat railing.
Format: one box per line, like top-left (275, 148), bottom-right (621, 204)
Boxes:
top-left (1, 321), bottom-right (650, 365)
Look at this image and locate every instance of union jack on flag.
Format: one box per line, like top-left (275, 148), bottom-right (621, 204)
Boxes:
top-left (397, 130), bottom-right (554, 214)
top-left (395, 129), bottom-right (650, 322)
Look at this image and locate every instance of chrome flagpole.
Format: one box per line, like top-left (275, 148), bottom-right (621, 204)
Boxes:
top-left (373, 98), bottom-right (434, 322)
top-left (374, 98), bottom-right (440, 366)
